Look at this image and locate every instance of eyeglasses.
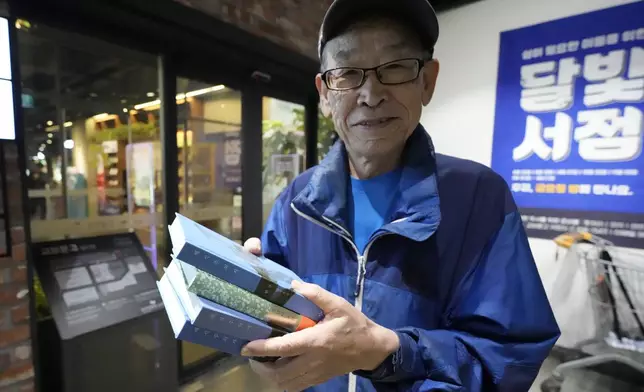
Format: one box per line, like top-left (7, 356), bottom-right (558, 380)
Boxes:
top-left (321, 58), bottom-right (427, 91)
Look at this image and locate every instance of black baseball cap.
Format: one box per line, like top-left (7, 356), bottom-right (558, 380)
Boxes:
top-left (317, 0), bottom-right (440, 59)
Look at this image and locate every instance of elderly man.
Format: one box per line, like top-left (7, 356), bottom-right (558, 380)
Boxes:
top-left (240, 0), bottom-right (560, 391)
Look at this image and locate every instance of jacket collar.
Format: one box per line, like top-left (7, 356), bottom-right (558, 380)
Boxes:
top-left (291, 124), bottom-right (441, 242)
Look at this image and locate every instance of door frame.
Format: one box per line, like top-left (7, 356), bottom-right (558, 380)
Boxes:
top-left (168, 57), bottom-right (321, 382)
top-left (9, 0), bottom-right (324, 387)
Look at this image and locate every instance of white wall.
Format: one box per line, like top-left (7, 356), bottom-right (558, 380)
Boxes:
top-left (420, 0), bottom-right (643, 316)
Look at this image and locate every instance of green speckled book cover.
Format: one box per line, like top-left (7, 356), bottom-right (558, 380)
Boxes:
top-left (177, 259), bottom-right (313, 332)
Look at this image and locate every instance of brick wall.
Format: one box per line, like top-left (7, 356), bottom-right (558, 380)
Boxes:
top-left (175, 0), bottom-right (333, 59)
top-left (0, 143), bottom-right (34, 392)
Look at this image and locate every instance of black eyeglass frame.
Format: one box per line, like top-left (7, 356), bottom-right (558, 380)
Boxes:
top-left (321, 57), bottom-right (430, 91)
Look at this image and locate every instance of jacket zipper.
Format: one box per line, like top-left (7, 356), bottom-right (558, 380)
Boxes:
top-left (290, 203), bottom-right (391, 392)
top-left (290, 203), bottom-right (360, 254)
top-left (290, 203), bottom-right (388, 304)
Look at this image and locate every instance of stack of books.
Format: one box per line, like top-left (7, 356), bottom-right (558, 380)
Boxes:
top-left (156, 213), bottom-right (324, 360)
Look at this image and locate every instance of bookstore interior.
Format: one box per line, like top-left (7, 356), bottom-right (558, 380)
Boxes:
top-left (1, 2), bottom-right (330, 389)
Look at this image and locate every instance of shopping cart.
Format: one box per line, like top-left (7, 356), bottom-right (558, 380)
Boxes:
top-left (541, 233), bottom-right (644, 392)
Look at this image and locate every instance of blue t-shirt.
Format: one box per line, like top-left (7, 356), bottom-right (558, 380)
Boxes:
top-left (348, 169), bottom-right (402, 254)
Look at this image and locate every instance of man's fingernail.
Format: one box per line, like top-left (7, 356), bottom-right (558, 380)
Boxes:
top-left (241, 347), bottom-right (251, 356)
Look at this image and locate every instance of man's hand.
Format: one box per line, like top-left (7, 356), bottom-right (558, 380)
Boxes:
top-left (241, 238), bottom-right (400, 392)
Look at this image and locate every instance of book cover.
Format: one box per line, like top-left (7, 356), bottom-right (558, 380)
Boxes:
top-left (169, 213), bottom-right (324, 322)
top-left (173, 258), bottom-right (315, 332)
top-left (165, 261), bottom-right (288, 340)
top-left (157, 273), bottom-right (247, 356)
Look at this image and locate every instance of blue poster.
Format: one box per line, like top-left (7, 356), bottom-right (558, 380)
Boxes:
top-left (215, 132), bottom-right (242, 191)
top-left (491, 2), bottom-right (644, 247)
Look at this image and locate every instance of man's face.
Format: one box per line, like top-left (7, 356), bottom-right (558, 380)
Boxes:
top-left (315, 18), bottom-right (439, 162)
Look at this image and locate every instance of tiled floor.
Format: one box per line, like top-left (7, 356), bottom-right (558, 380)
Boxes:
top-left (181, 357), bottom-right (279, 392)
top-left (182, 355), bottom-right (644, 392)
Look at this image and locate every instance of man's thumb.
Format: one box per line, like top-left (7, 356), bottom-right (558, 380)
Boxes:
top-left (244, 237), bottom-right (262, 255)
top-left (291, 280), bottom-right (340, 314)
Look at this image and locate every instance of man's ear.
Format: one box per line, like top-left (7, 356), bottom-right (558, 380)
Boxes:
top-left (315, 73), bottom-right (332, 117)
top-left (421, 59), bottom-right (440, 106)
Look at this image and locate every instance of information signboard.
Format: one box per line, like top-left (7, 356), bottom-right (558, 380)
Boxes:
top-left (32, 233), bottom-right (164, 340)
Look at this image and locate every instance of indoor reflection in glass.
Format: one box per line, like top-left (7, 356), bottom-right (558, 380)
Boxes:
top-left (176, 78), bottom-right (243, 244)
top-left (261, 97), bottom-right (305, 226)
top-left (17, 22), bottom-right (164, 271)
top-left (175, 77), bottom-right (243, 368)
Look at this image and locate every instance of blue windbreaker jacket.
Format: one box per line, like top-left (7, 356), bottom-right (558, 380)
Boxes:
top-left (260, 125), bottom-right (560, 392)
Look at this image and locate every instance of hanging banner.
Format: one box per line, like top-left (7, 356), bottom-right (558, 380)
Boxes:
top-left (491, 2), bottom-right (644, 248)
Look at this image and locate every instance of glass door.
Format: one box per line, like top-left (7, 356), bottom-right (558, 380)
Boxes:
top-left (17, 22), bottom-right (167, 273)
top-left (261, 96), bottom-right (306, 225)
top-left (175, 77), bottom-right (243, 370)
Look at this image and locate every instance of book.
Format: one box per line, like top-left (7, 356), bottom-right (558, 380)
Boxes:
top-left (165, 261), bottom-right (288, 340)
top-left (157, 272), bottom-right (248, 356)
top-left (169, 213), bottom-right (324, 322)
top-left (172, 258), bottom-right (315, 332)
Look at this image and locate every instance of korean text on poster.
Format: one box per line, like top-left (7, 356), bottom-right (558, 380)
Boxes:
top-left (216, 132), bottom-right (242, 190)
top-left (490, 2), bottom-right (644, 246)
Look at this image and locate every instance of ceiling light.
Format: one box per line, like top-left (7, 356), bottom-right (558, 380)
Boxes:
top-left (133, 85), bottom-right (227, 111)
top-left (185, 85), bottom-right (225, 98)
top-left (37, 152), bottom-right (45, 160)
top-left (46, 120), bottom-right (53, 126)
top-left (134, 99), bottom-right (161, 111)
top-left (64, 121), bottom-right (73, 127)
top-left (123, 108), bottom-right (128, 113)
top-left (47, 139), bottom-right (52, 145)
top-left (147, 92), bottom-right (155, 97)
top-left (64, 140), bottom-right (75, 150)
top-left (47, 133), bottom-right (53, 139)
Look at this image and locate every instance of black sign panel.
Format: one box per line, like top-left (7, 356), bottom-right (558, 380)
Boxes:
top-left (0, 143), bottom-right (8, 256)
top-left (32, 233), bottom-right (164, 340)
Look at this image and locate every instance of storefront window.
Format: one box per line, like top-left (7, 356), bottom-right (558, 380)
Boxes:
top-left (176, 78), bottom-right (242, 241)
top-left (262, 97), bottom-right (305, 225)
top-left (18, 22), bottom-right (165, 270)
top-left (176, 77), bottom-right (243, 367)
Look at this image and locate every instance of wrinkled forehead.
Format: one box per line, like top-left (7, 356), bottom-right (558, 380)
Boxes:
top-left (323, 17), bottom-right (423, 67)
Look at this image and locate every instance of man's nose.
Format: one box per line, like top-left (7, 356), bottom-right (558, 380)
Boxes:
top-left (357, 71), bottom-right (387, 107)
